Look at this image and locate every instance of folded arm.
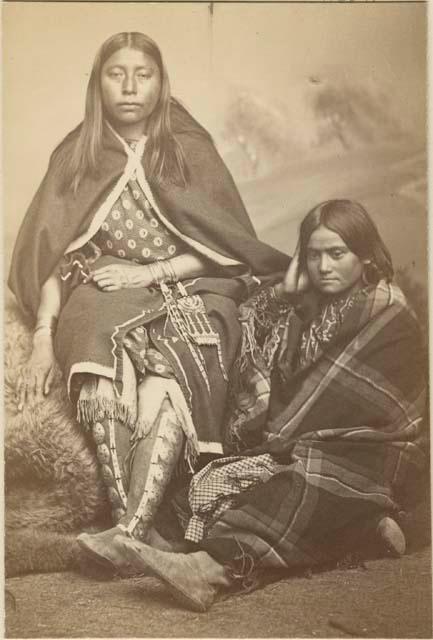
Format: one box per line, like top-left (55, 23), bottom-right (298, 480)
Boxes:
top-left (90, 252), bottom-right (212, 292)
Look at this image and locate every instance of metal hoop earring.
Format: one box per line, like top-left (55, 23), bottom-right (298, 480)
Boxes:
top-left (362, 260), bottom-right (379, 285)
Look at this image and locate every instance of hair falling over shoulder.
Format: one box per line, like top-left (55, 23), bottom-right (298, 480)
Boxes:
top-left (57, 32), bottom-right (189, 194)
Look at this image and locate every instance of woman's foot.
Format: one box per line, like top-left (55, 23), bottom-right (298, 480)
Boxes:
top-left (77, 527), bottom-right (139, 575)
top-left (376, 516), bottom-right (406, 557)
top-left (113, 535), bottom-right (230, 612)
top-left (77, 524), bottom-right (189, 575)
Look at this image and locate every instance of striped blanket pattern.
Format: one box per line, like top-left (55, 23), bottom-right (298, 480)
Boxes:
top-left (193, 282), bottom-right (427, 569)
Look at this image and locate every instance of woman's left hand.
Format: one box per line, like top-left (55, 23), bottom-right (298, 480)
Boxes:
top-left (17, 335), bottom-right (57, 410)
top-left (91, 263), bottom-right (153, 291)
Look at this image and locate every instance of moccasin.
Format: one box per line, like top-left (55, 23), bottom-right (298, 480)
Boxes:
top-left (114, 535), bottom-right (217, 612)
top-left (376, 516), bottom-right (406, 557)
top-left (77, 527), bottom-right (138, 575)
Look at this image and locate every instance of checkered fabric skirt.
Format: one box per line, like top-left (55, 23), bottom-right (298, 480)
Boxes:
top-left (185, 454), bottom-right (282, 542)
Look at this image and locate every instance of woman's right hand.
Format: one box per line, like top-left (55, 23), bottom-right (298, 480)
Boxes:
top-left (91, 263), bottom-right (154, 291)
top-left (17, 334), bottom-right (57, 410)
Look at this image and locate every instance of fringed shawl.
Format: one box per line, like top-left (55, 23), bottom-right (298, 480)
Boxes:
top-left (225, 281), bottom-right (427, 466)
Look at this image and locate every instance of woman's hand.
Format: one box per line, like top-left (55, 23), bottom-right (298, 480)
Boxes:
top-left (91, 263), bottom-right (153, 292)
top-left (17, 334), bottom-right (57, 410)
top-left (278, 239), bottom-right (310, 296)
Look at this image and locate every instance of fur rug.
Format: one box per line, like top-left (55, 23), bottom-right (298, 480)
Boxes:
top-left (4, 301), bottom-right (110, 576)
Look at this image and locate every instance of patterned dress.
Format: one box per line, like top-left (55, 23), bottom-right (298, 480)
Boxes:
top-left (85, 168), bottom-right (192, 381)
top-left (92, 175), bottom-right (182, 264)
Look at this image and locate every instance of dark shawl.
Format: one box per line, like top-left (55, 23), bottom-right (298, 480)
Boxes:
top-left (9, 100), bottom-right (289, 319)
top-left (226, 281), bottom-right (427, 457)
top-left (195, 281), bottom-right (428, 568)
top-left (8, 102), bottom-right (289, 452)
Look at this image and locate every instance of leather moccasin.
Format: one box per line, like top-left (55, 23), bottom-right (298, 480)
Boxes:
top-left (113, 535), bottom-right (217, 612)
top-left (77, 527), bottom-right (138, 575)
top-left (376, 516), bottom-right (406, 557)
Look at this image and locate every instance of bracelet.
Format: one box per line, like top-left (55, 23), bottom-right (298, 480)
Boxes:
top-left (160, 259), bottom-right (178, 283)
top-left (34, 317), bottom-right (57, 336)
top-left (148, 260), bottom-right (178, 286)
top-left (34, 326), bottom-right (53, 337)
top-left (148, 262), bottom-right (164, 286)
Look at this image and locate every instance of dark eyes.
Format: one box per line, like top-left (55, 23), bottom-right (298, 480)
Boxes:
top-left (107, 71), bottom-right (152, 80)
top-left (307, 249), bottom-right (346, 260)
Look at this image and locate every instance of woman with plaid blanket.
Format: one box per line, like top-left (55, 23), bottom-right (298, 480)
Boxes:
top-left (113, 199), bottom-right (427, 611)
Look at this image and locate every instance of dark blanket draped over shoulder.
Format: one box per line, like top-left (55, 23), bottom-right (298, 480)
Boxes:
top-left (194, 282), bottom-right (428, 569)
top-left (227, 282), bottom-right (427, 459)
top-left (9, 100), bottom-right (289, 319)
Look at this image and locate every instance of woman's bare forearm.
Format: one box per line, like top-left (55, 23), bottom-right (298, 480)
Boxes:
top-left (19, 270), bottom-right (61, 408)
top-left (91, 252), bottom-right (211, 292)
top-left (91, 252), bottom-right (220, 292)
top-left (169, 252), bottom-right (209, 281)
top-left (34, 270), bottom-right (62, 336)
top-left (144, 252), bottom-right (211, 288)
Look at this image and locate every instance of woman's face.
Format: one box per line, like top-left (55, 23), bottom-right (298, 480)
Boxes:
top-left (306, 225), bottom-right (364, 297)
top-left (100, 47), bottom-right (161, 134)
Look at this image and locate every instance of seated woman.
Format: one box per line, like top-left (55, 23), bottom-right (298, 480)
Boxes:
top-left (111, 199), bottom-right (427, 611)
top-left (8, 32), bottom-right (288, 572)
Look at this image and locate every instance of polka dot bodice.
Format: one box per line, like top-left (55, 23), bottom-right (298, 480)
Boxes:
top-left (92, 177), bottom-right (185, 263)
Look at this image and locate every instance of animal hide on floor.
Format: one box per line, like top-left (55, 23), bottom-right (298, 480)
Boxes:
top-left (4, 301), bottom-right (110, 577)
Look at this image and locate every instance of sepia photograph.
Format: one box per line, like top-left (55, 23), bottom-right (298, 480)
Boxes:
top-left (3, 1), bottom-right (430, 637)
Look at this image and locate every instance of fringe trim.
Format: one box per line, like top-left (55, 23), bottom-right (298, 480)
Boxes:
top-left (239, 310), bottom-right (260, 369)
top-left (129, 388), bottom-right (200, 474)
top-left (184, 434), bottom-right (199, 473)
top-left (130, 413), bottom-right (199, 474)
top-left (77, 398), bottom-right (137, 432)
top-left (229, 311), bottom-right (261, 400)
top-left (131, 418), bottom-right (153, 442)
top-left (168, 387), bottom-right (200, 473)
top-left (231, 301), bottom-right (294, 398)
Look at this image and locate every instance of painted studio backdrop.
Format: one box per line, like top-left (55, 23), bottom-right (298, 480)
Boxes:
top-left (3, 2), bottom-right (430, 636)
top-left (4, 2), bottom-right (427, 298)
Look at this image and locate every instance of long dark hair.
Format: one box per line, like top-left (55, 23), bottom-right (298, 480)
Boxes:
top-left (299, 199), bottom-right (394, 282)
top-left (60, 32), bottom-right (188, 193)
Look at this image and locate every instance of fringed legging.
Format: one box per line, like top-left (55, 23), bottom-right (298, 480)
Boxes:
top-left (96, 398), bottom-right (185, 541)
top-left (80, 356), bottom-right (192, 541)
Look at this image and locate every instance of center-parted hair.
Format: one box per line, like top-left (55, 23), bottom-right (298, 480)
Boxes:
top-left (60, 32), bottom-right (188, 193)
top-left (299, 199), bottom-right (394, 282)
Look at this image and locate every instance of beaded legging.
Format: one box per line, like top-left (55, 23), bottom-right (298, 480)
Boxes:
top-left (90, 395), bottom-right (184, 540)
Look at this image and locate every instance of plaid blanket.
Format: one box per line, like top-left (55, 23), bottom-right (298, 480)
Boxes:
top-left (190, 281), bottom-right (427, 569)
